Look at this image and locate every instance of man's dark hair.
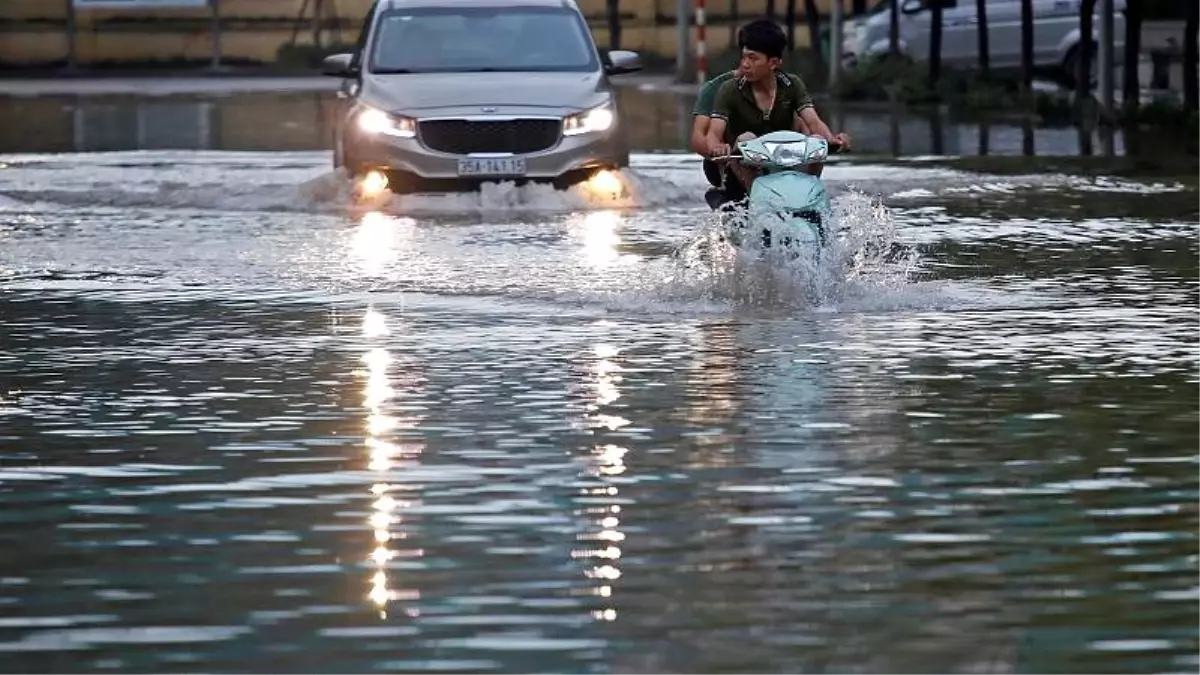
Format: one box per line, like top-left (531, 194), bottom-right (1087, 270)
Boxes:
top-left (737, 19), bottom-right (786, 59)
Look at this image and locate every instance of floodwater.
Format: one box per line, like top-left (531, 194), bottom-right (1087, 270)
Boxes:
top-left (0, 88), bottom-right (1197, 674)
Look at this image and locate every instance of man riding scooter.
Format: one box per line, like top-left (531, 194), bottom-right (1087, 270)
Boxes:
top-left (703, 20), bottom-right (851, 201)
top-left (690, 21), bottom-right (817, 208)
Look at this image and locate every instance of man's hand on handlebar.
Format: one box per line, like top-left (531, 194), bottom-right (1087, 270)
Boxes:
top-left (707, 141), bottom-right (732, 160)
top-left (831, 132), bottom-right (852, 152)
top-left (700, 138), bottom-right (729, 160)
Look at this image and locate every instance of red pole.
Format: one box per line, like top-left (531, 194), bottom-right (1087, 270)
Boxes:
top-left (695, 0), bottom-right (707, 84)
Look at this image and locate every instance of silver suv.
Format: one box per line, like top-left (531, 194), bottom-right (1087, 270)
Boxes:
top-left (322, 0), bottom-right (642, 194)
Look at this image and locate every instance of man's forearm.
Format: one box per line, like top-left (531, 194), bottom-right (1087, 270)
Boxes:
top-left (800, 109), bottom-right (833, 138)
top-left (704, 132), bottom-right (722, 154)
top-left (705, 119), bottom-right (728, 154)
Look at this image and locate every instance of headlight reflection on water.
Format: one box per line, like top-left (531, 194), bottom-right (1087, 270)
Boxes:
top-left (574, 341), bottom-right (629, 623)
top-left (356, 306), bottom-right (425, 619)
top-left (350, 211), bottom-right (415, 277)
top-left (576, 210), bottom-right (638, 269)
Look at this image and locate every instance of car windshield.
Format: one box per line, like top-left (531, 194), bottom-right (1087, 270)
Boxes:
top-left (369, 6), bottom-right (599, 74)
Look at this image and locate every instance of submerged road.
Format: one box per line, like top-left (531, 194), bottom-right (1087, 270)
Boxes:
top-left (0, 103), bottom-right (1196, 673)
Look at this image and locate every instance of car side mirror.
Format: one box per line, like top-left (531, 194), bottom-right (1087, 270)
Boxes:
top-left (321, 53), bottom-right (357, 77)
top-left (604, 50), bottom-right (642, 76)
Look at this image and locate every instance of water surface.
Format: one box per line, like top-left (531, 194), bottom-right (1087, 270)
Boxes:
top-left (0, 94), bottom-right (1196, 674)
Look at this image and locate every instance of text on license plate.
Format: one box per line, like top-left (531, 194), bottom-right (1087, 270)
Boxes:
top-left (457, 157), bottom-right (527, 177)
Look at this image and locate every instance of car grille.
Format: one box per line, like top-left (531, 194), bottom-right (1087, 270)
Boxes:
top-left (417, 119), bottom-right (561, 155)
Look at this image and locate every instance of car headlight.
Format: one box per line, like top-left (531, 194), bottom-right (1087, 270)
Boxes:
top-left (563, 103), bottom-right (615, 136)
top-left (357, 107), bottom-right (415, 138)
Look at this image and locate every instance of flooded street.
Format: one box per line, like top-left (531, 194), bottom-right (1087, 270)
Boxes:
top-left (0, 88), bottom-right (1196, 674)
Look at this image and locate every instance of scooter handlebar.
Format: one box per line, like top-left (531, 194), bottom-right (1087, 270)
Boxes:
top-left (710, 137), bottom-right (848, 161)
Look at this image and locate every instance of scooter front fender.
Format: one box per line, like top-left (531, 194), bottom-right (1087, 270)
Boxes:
top-left (748, 171), bottom-right (832, 247)
top-left (749, 171), bottom-right (831, 215)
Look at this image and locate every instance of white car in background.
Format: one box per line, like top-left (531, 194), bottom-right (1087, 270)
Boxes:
top-left (842, 0), bottom-right (1127, 86)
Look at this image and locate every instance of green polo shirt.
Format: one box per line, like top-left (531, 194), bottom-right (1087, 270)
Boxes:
top-left (692, 71), bottom-right (737, 116)
top-left (694, 71), bottom-right (813, 117)
top-left (710, 72), bottom-right (816, 142)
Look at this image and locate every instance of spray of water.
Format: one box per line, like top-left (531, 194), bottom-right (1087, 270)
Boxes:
top-left (300, 168), bottom-right (693, 216)
top-left (664, 189), bottom-right (921, 310)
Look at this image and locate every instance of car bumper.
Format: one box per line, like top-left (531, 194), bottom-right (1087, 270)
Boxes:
top-left (345, 126), bottom-right (628, 185)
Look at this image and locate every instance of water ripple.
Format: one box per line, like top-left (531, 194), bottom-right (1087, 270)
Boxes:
top-left (0, 151), bottom-right (1195, 673)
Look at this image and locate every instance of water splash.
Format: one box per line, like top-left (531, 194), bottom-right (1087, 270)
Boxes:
top-left (0, 162), bottom-right (692, 216)
top-left (301, 168), bottom-right (693, 216)
top-left (665, 190), bottom-right (921, 310)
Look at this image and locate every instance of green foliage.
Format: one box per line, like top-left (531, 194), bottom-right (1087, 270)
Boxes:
top-left (1124, 97), bottom-right (1199, 135)
top-left (960, 78), bottom-right (1014, 110)
top-left (830, 54), bottom-right (1195, 132)
top-left (1031, 90), bottom-right (1075, 123)
top-left (832, 54), bottom-right (1018, 106)
top-left (830, 54), bottom-right (935, 102)
top-left (1135, 97), bottom-right (1191, 123)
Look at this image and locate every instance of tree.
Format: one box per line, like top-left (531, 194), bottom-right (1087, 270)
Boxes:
top-left (1020, 0), bottom-right (1033, 97)
top-left (1076, 0), bottom-right (1095, 101)
top-left (975, 0), bottom-right (989, 78)
top-left (1185, 0), bottom-right (1198, 110)
top-left (729, 0), bottom-right (740, 45)
top-left (606, 0), bottom-right (620, 50)
top-left (1122, 0), bottom-right (1141, 118)
top-left (929, 0), bottom-right (943, 87)
top-left (785, 0), bottom-right (797, 49)
top-left (804, 0), bottom-right (823, 73)
top-left (889, 0), bottom-right (900, 56)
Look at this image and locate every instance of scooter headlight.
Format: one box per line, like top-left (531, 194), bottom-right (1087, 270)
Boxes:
top-left (762, 139), bottom-right (827, 167)
top-left (357, 106), bottom-right (416, 138)
top-left (740, 148), bottom-right (770, 164)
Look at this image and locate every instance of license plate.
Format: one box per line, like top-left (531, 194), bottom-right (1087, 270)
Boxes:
top-left (456, 157), bottom-right (527, 177)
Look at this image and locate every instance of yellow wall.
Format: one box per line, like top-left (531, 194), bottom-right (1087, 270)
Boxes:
top-left (0, 0), bottom-right (849, 66)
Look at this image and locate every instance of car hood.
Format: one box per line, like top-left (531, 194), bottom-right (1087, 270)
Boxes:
top-left (361, 71), bottom-right (610, 117)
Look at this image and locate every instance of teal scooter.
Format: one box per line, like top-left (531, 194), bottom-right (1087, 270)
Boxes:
top-left (706, 130), bottom-right (846, 257)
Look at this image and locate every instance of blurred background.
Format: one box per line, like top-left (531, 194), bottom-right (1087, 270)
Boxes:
top-left (0, 0), bottom-right (1195, 156)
